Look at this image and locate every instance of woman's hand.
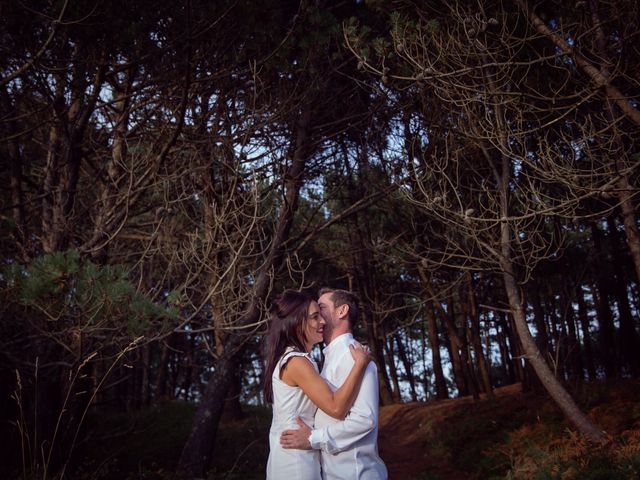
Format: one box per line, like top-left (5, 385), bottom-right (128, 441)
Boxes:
top-left (349, 342), bottom-right (372, 366)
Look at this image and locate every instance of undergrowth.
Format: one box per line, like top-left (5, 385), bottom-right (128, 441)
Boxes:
top-left (78, 402), bottom-right (271, 480)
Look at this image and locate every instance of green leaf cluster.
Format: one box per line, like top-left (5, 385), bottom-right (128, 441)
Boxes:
top-left (2, 250), bottom-right (177, 336)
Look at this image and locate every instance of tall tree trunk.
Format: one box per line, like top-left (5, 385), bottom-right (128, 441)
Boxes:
top-left (154, 335), bottom-right (174, 401)
top-left (495, 311), bottom-right (516, 384)
top-left (515, 0), bottom-right (640, 125)
top-left (545, 285), bottom-right (566, 381)
top-left (177, 108), bottom-right (312, 477)
top-left (384, 334), bottom-right (402, 403)
top-left (439, 298), bottom-right (468, 397)
top-left (586, 0), bottom-right (640, 287)
top-left (529, 280), bottom-right (551, 364)
top-left (362, 303), bottom-right (394, 405)
top-left (223, 362), bottom-right (245, 420)
top-left (590, 224), bottom-right (617, 378)
top-left (394, 333), bottom-right (418, 402)
top-left (606, 217), bottom-right (640, 375)
top-left (418, 268), bottom-right (449, 399)
top-left (616, 177), bottom-right (640, 288)
top-left (422, 273), bottom-right (468, 395)
top-left (576, 287), bottom-right (597, 381)
top-left (496, 155), bottom-right (608, 445)
top-left (466, 273), bottom-right (493, 397)
top-left (89, 64), bottom-right (135, 261)
top-left (560, 287), bottom-right (583, 382)
top-left (180, 336), bottom-right (194, 401)
top-left (343, 144), bottom-right (395, 404)
top-left (2, 87), bottom-right (28, 256)
top-left (456, 291), bottom-right (480, 401)
top-left (424, 300), bottom-right (448, 399)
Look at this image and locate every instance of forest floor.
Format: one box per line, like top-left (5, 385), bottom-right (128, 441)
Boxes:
top-left (378, 383), bottom-right (541, 479)
top-left (21, 379), bottom-right (640, 479)
top-left (378, 380), bottom-right (640, 479)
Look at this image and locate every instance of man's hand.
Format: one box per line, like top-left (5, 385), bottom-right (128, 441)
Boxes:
top-left (280, 417), bottom-right (312, 450)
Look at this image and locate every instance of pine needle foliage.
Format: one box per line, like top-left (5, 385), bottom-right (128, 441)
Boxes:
top-left (2, 250), bottom-right (178, 337)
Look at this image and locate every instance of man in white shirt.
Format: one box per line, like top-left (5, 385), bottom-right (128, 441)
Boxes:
top-left (280, 288), bottom-right (388, 479)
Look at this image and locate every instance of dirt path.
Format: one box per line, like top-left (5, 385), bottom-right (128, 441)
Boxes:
top-left (377, 384), bottom-right (526, 479)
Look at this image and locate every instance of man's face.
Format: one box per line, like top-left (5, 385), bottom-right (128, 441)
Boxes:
top-left (318, 292), bottom-right (339, 343)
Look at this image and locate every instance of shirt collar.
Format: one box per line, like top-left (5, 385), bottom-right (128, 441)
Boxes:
top-left (322, 332), bottom-right (354, 356)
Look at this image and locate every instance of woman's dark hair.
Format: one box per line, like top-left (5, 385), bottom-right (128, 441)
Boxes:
top-left (262, 289), bottom-right (312, 404)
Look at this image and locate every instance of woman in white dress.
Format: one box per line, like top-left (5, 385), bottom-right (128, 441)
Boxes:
top-left (263, 289), bottom-right (370, 479)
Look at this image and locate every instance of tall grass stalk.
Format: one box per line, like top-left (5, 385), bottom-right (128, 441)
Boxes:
top-left (12, 337), bottom-right (144, 480)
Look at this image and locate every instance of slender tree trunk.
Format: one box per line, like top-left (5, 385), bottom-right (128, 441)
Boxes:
top-left (607, 217), bottom-right (640, 375)
top-left (617, 178), bottom-right (640, 287)
top-left (496, 311), bottom-right (516, 384)
top-left (496, 155), bottom-right (607, 445)
top-left (590, 224), bottom-right (617, 378)
top-left (438, 298), bottom-right (468, 397)
top-left (41, 77), bottom-right (64, 253)
top-left (516, 0), bottom-right (640, 125)
top-left (181, 337), bottom-right (194, 401)
top-left (90, 65), bottom-right (135, 261)
top-left (466, 274), bottom-right (493, 397)
top-left (576, 287), bottom-right (597, 381)
top-left (529, 281), bottom-right (551, 363)
top-left (384, 335), bottom-right (402, 403)
top-left (343, 145), bottom-right (395, 404)
top-left (155, 336), bottom-right (174, 401)
top-left (362, 304), bottom-right (394, 405)
top-left (546, 286), bottom-right (566, 381)
top-left (3, 88), bottom-right (28, 255)
top-left (177, 108), bottom-right (313, 477)
top-left (395, 333), bottom-right (418, 402)
top-left (418, 268), bottom-right (448, 399)
top-left (426, 302), bottom-right (448, 399)
top-left (223, 363), bottom-right (245, 420)
top-left (423, 274), bottom-right (468, 395)
top-left (561, 287), bottom-right (583, 382)
top-left (456, 292), bottom-right (480, 401)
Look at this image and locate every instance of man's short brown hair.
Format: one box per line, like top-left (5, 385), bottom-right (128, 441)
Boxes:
top-left (318, 287), bottom-right (360, 330)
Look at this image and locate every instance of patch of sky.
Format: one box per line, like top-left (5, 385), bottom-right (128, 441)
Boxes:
top-left (512, 157), bottom-right (522, 178)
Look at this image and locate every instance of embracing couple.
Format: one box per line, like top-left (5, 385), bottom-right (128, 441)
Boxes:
top-left (263, 287), bottom-right (388, 479)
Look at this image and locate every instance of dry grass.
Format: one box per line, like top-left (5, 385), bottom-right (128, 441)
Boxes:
top-left (378, 380), bottom-right (640, 480)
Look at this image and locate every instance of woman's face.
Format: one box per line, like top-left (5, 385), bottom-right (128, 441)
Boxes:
top-left (303, 300), bottom-right (325, 349)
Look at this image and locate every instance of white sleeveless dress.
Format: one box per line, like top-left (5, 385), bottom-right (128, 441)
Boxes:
top-left (266, 348), bottom-right (321, 480)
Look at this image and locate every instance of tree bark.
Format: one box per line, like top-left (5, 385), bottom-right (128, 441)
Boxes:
top-left (560, 286), bottom-right (583, 382)
top-left (529, 280), bottom-right (551, 364)
top-left (154, 335), bottom-right (174, 401)
top-left (495, 311), bottom-right (516, 385)
top-left (607, 216), bottom-right (640, 375)
top-left (394, 333), bottom-right (418, 402)
top-left (466, 273), bottom-right (493, 397)
top-left (515, 0), bottom-right (640, 126)
top-left (383, 334), bottom-right (403, 403)
top-left (177, 107), bottom-right (313, 478)
top-left (497, 155), bottom-right (608, 445)
top-left (590, 223), bottom-right (617, 378)
top-left (438, 297), bottom-right (469, 397)
top-left (417, 264), bottom-right (448, 398)
top-left (424, 300), bottom-right (448, 399)
top-left (576, 287), bottom-right (597, 381)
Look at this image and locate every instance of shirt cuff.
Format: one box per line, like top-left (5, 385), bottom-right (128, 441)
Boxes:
top-left (309, 428), bottom-right (324, 450)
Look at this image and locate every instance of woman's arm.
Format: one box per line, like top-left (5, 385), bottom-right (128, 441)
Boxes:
top-left (281, 345), bottom-right (369, 420)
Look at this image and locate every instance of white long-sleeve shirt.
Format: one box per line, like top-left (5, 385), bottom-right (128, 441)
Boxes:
top-left (310, 333), bottom-right (388, 479)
